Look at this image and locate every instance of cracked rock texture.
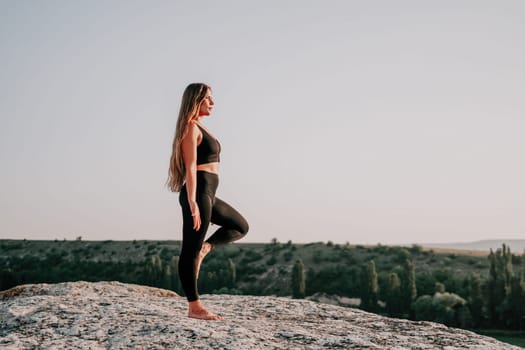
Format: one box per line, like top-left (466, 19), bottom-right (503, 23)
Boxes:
top-left (0, 281), bottom-right (519, 349)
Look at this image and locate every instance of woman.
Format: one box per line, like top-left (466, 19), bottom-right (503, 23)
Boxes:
top-left (167, 83), bottom-right (249, 320)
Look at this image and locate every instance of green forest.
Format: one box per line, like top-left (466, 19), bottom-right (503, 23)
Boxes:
top-left (1, 239), bottom-right (524, 345)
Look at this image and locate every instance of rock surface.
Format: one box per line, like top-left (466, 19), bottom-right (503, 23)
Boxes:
top-left (0, 281), bottom-right (518, 349)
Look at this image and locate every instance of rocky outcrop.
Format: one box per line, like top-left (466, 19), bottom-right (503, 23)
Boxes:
top-left (0, 281), bottom-right (518, 349)
top-left (306, 292), bottom-right (361, 308)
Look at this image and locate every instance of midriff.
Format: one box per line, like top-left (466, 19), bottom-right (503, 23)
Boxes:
top-left (196, 162), bottom-right (219, 174)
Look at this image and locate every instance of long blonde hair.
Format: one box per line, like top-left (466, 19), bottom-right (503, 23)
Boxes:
top-left (166, 83), bottom-right (210, 192)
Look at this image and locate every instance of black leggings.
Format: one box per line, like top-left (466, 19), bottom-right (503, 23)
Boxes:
top-left (178, 171), bottom-right (249, 302)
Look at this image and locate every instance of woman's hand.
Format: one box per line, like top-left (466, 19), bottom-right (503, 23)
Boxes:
top-left (190, 201), bottom-right (201, 231)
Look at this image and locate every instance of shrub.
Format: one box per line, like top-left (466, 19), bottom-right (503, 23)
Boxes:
top-left (267, 256), bottom-right (277, 266)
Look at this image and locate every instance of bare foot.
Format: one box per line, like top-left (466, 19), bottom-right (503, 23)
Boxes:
top-left (188, 308), bottom-right (223, 320)
top-left (196, 242), bottom-right (212, 278)
top-left (188, 301), bottom-right (223, 320)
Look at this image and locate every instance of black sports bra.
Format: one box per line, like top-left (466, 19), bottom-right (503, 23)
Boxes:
top-left (196, 124), bottom-right (221, 165)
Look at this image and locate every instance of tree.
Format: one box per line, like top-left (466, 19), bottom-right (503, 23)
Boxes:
top-left (162, 264), bottom-right (172, 290)
top-left (486, 245), bottom-right (511, 326)
top-left (502, 276), bottom-right (525, 329)
top-left (413, 295), bottom-right (434, 322)
top-left (486, 249), bottom-right (498, 324)
top-left (385, 272), bottom-right (402, 316)
top-left (292, 259), bottom-right (305, 299)
top-left (520, 250), bottom-right (525, 283)
top-left (468, 273), bottom-right (484, 328)
top-left (170, 256), bottom-right (180, 293)
top-left (360, 260), bottom-right (379, 312)
top-left (432, 292), bottom-right (470, 328)
top-left (146, 255), bottom-right (163, 287)
top-left (435, 282), bottom-right (446, 294)
top-left (228, 258), bottom-right (236, 287)
top-left (414, 292), bottom-right (471, 328)
top-left (503, 244), bottom-right (513, 292)
top-left (0, 269), bottom-right (18, 291)
top-left (401, 255), bottom-right (417, 317)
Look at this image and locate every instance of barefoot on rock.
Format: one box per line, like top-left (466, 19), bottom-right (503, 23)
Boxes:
top-left (188, 307), bottom-right (223, 321)
top-left (196, 242), bottom-right (212, 278)
top-left (188, 300), bottom-right (223, 321)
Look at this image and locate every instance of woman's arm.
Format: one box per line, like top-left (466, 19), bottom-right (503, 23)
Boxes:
top-left (181, 122), bottom-right (201, 231)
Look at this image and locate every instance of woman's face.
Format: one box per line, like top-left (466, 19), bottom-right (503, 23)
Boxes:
top-left (198, 89), bottom-right (214, 117)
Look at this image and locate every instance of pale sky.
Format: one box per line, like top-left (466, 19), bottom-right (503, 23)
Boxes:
top-left (1, 1), bottom-right (524, 245)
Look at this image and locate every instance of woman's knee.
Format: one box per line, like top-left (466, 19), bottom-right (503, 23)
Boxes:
top-left (238, 218), bottom-right (249, 236)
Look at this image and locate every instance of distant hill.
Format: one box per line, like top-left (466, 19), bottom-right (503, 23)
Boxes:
top-left (1, 239), bottom-right (500, 302)
top-left (420, 239), bottom-right (525, 253)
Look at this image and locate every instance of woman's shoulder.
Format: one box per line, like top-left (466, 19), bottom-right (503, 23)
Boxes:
top-left (183, 121), bottom-right (202, 141)
top-left (186, 121), bottom-right (201, 133)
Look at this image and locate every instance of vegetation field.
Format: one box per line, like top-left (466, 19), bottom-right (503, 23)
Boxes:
top-left (421, 246), bottom-right (490, 257)
top-left (1, 238), bottom-right (524, 344)
top-left (0, 239), bottom-right (494, 296)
